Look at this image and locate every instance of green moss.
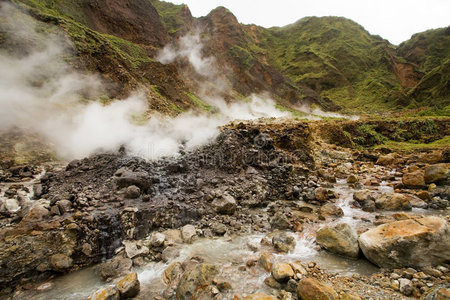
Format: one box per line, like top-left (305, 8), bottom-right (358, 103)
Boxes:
top-left (354, 124), bottom-right (387, 145)
top-left (229, 45), bottom-right (254, 69)
top-left (375, 136), bottom-right (450, 151)
top-left (184, 92), bottom-right (212, 112)
top-left (150, 0), bottom-right (188, 35)
top-left (103, 34), bottom-right (153, 68)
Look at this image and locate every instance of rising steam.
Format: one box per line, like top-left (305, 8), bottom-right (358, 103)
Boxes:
top-left (0, 3), bottom-right (290, 161)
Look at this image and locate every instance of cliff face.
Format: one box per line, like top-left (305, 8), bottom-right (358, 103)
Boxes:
top-left (5, 0), bottom-right (450, 114)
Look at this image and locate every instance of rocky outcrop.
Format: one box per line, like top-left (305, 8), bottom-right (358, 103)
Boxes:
top-left (359, 216), bottom-right (450, 268)
top-left (316, 223), bottom-right (359, 258)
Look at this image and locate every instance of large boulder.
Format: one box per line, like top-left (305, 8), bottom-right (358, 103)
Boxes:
top-left (297, 278), bottom-right (337, 300)
top-left (402, 171), bottom-right (425, 188)
top-left (424, 164), bottom-right (449, 184)
top-left (116, 272), bottom-right (140, 299)
top-left (176, 263), bottom-right (219, 300)
top-left (316, 223), bottom-right (359, 258)
top-left (375, 193), bottom-right (411, 211)
top-left (359, 216), bottom-right (450, 268)
top-left (211, 193), bottom-right (237, 215)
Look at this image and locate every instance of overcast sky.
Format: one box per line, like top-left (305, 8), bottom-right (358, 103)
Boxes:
top-left (166, 0), bottom-right (450, 45)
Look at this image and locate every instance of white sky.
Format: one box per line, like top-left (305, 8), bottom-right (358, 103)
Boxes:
top-left (165, 0), bottom-right (450, 45)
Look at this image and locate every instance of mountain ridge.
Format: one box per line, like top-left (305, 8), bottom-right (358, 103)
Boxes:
top-left (3, 0), bottom-right (449, 115)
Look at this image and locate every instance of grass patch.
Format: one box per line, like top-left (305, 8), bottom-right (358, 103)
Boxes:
top-left (375, 136), bottom-right (450, 151)
top-left (184, 92), bottom-right (212, 112)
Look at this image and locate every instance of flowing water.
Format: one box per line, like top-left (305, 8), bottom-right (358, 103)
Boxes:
top-left (12, 175), bottom-right (449, 299)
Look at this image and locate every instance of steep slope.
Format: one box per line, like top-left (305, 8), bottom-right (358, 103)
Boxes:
top-left (398, 27), bottom-right (450, 109)
top-left (3, 0), bottom-right (450, 114)
top-left (256, 17), bottom-right (420, 111)
top-left (6, 0), bottom-right (195, 114)
top-left (196, 7), bottom-right (336, 109)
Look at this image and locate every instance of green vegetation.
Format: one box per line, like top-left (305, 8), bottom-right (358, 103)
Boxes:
top-left (254, 17), bottom-right (404, 111)
top-left (375, 136), bottom-right (450, 151)
top-left (150, 0), bottom-right (189, 35)
top-left (185, 92), bottom-right (213, 112)
top-left (354, 124), bottom-right (387, 145)
top-left (229, 45), bottom-right (254, 69)
top-left (10, 0), bottom-right (450, 115)
top-left (398, 27), bottom-right (450, 73)
top-left (104, 34), bottom-right (153, 68)
top-left (13, 0), bottom-right (153, 70)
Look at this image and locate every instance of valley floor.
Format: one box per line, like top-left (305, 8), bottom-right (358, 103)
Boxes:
top-left (0, 117), bottom-right (449, 300)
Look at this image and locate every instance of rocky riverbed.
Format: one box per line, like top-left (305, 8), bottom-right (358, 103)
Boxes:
top-left (0, 119), bottom-right (449, 299)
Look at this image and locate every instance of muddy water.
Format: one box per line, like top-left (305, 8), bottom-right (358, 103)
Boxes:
top-left (13, 177), bottom-right (449, 299)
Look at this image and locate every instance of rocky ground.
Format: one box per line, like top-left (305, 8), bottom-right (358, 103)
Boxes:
top-left (0, 119), bottom-right (449, 300)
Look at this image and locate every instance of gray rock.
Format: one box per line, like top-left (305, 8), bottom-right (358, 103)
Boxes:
top-left (272, 232), bottom-right (296, 253)
top-left (56, 200), bottom-right (72, 214)
top-left (424, 164), bottom-right (449, 184)
top-left (124, 185), bottom-right (141, 199)
top-left (270, 212), bottom-right (292, 229)
top-left (211, 223), bottom-right (227, 236)
top-left (316, 223), bottom-right (359, 258)
top-left (181, 225), bottom-right (196, 243)
top-left (398, 278), bottom-right (413, 296)
top-left (211, 193), bottom-right (237, 215)
top-left (113, 168), bottom-right (150, 191)
top-left (100, 256), bottom-right (133, 281)
top-left (162, 246), bottom-right (180, 262)
top-left (123, 240), bottom-right (149, 259)
top-left (149, 232), bottom-right (165, 247)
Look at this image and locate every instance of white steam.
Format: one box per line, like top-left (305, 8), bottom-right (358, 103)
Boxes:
top-left (157, 33), bottom-right (217, 79)
top-left (0, 4), bottom-right (290, 161)
top-left (295, 104), bottom-right (359, 120)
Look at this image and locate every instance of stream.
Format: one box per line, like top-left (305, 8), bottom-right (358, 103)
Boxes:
top-left (8, 172), bottom-right (450, 299)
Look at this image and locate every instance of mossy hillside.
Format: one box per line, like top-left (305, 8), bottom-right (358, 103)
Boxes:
top-left (255, 17), bottom-right (404, 110)
top-left (11, 0), bottom-right (196, 114)
top-left (398, 27), bottom-right (450, 73)
top-left (408, 58), bottom-right (450, 108)
top-left (150, 0), bottom-right (190, 35)
top-left (320, 118), bottom-right (449, 148)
